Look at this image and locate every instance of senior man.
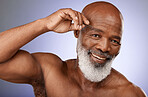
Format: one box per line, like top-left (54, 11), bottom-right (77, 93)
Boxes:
top-left (0, 1), bottom-right (146, 97)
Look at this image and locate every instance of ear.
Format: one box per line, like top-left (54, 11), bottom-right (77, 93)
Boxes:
top-left (74, 30), bottom-right (80, 38)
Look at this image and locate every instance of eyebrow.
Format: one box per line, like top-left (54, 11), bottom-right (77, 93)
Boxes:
top-left (112, 35), bottom-right (121, 40)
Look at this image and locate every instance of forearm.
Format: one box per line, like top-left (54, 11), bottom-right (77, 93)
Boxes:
top-left (0, 18), bottom-right (48, 63)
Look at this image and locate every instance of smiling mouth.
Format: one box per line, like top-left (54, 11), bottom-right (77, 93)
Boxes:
top-left (88, 49), bottom-right (112, 65)
top-left (90, 53), bottom-right (106, 64)
top-left (91, 53), bottom-right (106, 60)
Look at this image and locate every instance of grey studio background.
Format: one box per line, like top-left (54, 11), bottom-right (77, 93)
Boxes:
top-left (0, 0), bottom-right (148, 97)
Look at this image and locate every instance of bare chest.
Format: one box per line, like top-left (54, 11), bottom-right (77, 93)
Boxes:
top-left (31, 75), bottom-right (121, 97)
top-left (45, 85), bottom-right (119, 97)
top-left (43, 77), bottom-right (119, 97)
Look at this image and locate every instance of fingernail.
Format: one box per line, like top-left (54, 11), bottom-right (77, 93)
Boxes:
top-left (77, 25), bottom-right (79, 29)
top-left (86, 20), bottom-right (89, 24)
top-left (79, 25), bottom-right (81, 29)
top-left (75, 17), bottom-right (78, 20)
top-left (82, 24), bottom-right (85, 28)
top-left (80, 25), bottom-right (82, 29)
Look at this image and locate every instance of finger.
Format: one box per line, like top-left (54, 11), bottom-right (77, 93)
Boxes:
top-left (59, 10), bottom-right (73, 20)
top-left (69, 23), bottom-right (81, 31)
top-left (74, 11), bottom-right (83, 30)
top-left (64, 14), bottom-right (73, 20)
top-left (74, 11), bottom-right (79, 30)
top-left (62, 8), bottom-right (79, 29)
top-left (69, 24), bottom-right (75, 31)
top-left (78, 12), bottom-right (83, 30)
top-left (69, 22), bottom-right (87, 31)
top-left (82, 14), bottom-right (90, 25)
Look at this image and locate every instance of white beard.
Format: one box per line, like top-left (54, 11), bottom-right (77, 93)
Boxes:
top-left (77, 33), bottom-right (114, 82)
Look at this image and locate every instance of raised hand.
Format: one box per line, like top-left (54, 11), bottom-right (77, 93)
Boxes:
top-left (43, 8), bottom-right (90, 33)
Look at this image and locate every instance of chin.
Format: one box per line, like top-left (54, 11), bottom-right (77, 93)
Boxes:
top-left (78, 54), bottom-right (114, 82)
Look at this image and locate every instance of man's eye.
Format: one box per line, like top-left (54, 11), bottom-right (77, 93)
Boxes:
top-left (92, 34), bottom-right (101, 38)
top-left (111, 40), bottom-right (120, 45)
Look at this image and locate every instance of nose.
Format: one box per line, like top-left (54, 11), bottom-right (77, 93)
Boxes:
top-left (95, 38), bottom-right (110, 53)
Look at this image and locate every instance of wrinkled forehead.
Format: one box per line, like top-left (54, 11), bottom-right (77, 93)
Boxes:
top-left (81, 23), bottom-right (122, 37)
top-left (81, 25), bottom-right (102, 32)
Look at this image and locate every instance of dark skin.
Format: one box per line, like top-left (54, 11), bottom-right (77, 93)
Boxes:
top-left (0, 1), bottom-right (146, 97)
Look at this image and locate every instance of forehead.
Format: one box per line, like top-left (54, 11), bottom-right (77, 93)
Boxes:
top-left (93, 16), bottom-right (122, 34)
top-left (82, 22), bottom-right (122, 37)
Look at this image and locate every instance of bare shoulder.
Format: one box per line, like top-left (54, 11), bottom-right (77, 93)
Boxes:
top-left (120, 82), bottom-right (147, 97)
top-left (111, 68), bottom-right (147, 97)
top-left (32, 52), bottom-right (63, 68)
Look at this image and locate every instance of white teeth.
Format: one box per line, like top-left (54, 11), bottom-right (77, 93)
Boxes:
top-left (92, 53), bottom-right (106, 60)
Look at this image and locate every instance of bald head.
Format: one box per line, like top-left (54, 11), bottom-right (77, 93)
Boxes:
top-left (82, 1), bottom-right (123, 32)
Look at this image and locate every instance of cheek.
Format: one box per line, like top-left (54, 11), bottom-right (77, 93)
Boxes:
top-left (82, 37), bottom-right (95, 50)
top-left (110, 46), bottom-right (120, 56)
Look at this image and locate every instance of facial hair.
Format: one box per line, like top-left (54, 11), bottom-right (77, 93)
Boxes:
top-left (77, 33), bottom-right (115, 82)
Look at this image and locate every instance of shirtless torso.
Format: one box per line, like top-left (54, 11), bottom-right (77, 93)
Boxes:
top-left (0, 1), bottom-right (146, 97)
top-left (30, 54), bottom-right (145, 97)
